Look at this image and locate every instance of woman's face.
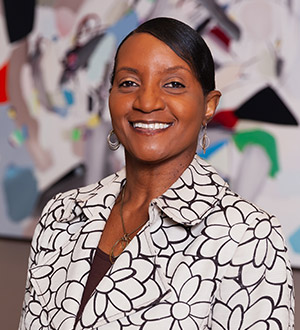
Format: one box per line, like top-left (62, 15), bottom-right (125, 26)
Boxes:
top-left (109, 33), bottom-right (220, 164)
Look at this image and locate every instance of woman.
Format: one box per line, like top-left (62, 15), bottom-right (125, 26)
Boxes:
top-left (19, 17), bottom-right (294, 329)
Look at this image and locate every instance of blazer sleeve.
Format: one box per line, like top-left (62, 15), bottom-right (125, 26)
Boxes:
top-left (210, 214), bottom-right (295, 329)
top-left (18, 195), bottom-right (61, 330)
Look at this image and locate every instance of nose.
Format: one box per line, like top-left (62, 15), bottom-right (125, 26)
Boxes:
top-left (132, 85), bottom-right (165, 113)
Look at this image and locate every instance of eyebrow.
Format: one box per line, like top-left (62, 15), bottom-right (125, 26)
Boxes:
top-left (116, 67), bottom-right (139, 75)
top-left (116, 65), bottom-right (192, 75)
top-left (164, 65), bottom-right (192, 74)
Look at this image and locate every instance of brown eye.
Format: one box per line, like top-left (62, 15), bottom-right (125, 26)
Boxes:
top-left (119, 80), bottom-right (138, 88)
top-left (164, 81), bottom-right (185, 88)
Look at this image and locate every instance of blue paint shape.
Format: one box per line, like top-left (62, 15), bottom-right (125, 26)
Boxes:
top-left (3, 164), bottom-right (38, 222)
top-left (4, 165), bottom-right (19, 179)
top-left (22, 124), bottom-right (29, 139)
top-left (52, 106), bottom-right (68, 117)
top-left (198, 139), bottom-right (229, 159)
top-left (63, 89), bottom-right (74, 105)
top-left (107, 11), bottom-right (139, 46)
top-left (87, 34), bottom-right (115, 82)
top-left (289, 228), bottom-right (300, 254)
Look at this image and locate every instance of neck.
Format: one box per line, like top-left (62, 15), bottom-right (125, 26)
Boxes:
top-left (123, 151), bottom-right (195, 207)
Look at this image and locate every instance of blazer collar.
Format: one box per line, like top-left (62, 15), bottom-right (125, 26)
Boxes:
top-left (154, 155), bottom-right (228, 225)
top-left (56, 155), bottom-right (228, 226)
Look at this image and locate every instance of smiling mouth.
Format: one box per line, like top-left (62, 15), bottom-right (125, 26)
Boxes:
top-left (130, 122), bottom-right (172, 130)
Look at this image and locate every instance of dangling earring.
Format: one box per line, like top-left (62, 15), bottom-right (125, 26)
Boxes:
top-left (107, 129), bottom-right (120, 150)
top-left (200, 124), bottom-right (210, 154)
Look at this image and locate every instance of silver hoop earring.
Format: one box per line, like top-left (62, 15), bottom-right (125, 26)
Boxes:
top-left (200, 124), bottom-right (210, 154)
top-left (107, 129), bottom-right (120, 150)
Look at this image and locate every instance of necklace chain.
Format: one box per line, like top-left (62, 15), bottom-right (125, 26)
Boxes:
top-left (109, 184), bottom-right (147, 263)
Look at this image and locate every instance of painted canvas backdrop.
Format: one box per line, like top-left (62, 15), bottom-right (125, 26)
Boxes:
top-left (1, 0), bottom-right (300, 266)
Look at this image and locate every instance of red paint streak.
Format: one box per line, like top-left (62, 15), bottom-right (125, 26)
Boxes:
top-left (213, 110), bottom-right (238, 128)
top-left (209, 26), bottom-right (231, 49)
top-left (0, 62), bottom-right (9, 103)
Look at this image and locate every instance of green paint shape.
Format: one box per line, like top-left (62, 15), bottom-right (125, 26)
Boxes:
top-left (233, 129), bottom-right (279, 177)
top-left (72, 128), bottom-right (81, 141)
top-left (15, 129), bottom-right (24, 143)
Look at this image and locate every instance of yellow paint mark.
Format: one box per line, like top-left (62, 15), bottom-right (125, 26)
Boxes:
top-left (7, 107), bottom-right (17, 119)
top-left (32, 89), bottom-right (40, 113)
top-left (87, 114), bottom-right (100, 128)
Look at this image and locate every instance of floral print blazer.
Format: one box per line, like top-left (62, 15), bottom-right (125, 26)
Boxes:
top-left (19, 155), bottom-right (294, 330)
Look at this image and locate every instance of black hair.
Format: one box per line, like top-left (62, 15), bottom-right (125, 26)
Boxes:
top-left (110, 17), bottom-right (216, 95)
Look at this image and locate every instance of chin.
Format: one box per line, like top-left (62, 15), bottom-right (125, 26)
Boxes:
top-left (126, 148), bottom-right (171, 165)
top-left (136, 154), bottom-right (168, 165)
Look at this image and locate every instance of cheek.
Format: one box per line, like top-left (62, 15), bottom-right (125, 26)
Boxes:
top-left (108, 94), bottom-right (131, 138)
top-left (109, 93), bottom-right (132, 116)
top-left (108, 93), bottom-right (118, 116)
top-left (174, 98), bottom-right (205, 123)
top-left (109, 95), bottom-right (124, 127)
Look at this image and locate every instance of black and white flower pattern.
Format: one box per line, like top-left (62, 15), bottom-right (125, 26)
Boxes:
top-left (19, 155), bottom-right (294, 329)
top-left (141, 262), bottom-right (216, 330)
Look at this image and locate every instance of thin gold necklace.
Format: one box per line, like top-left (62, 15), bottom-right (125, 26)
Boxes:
top-left (109, 185), bottom-right (147, 263)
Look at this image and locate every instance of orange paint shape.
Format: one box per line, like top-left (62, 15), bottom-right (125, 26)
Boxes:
top-left (0, 62), bottom-right (9, 103)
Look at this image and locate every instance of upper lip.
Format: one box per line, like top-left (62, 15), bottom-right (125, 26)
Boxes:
top-left (129, 120), bottom-right (173, 124)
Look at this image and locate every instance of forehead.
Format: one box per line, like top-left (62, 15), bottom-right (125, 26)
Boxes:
top-left (115, 33), bottom-right (192, 72)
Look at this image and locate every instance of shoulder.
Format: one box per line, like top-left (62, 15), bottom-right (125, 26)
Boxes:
top-left (40, 171), bottom-right (123, 224)
top-left (38, 181), bottom-right (100, 226)
top-left (221, 189), bottom-right (287, 255)
top-left (189, 155), bottom-right (280, 236)
top-left (31, 170), bottom-right (124, 253)
top-left (201, 181), bottom-right (284, 251)
top-left (215, 184), bottom-right (279, 232)
top-left (195, 186), bottom-right (290, 277)
top-left (219, 185), bottom-right (272, 224)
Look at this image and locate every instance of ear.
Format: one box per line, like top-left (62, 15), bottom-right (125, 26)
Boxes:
top-left (203, 90), bottom-right (221, 125)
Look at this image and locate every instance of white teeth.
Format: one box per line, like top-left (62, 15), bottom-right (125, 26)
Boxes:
top-left (132, 122), bottom-right (170, 130)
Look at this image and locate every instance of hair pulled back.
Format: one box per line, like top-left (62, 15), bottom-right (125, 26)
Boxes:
top-left (110, 17), bottom-right (216, 95)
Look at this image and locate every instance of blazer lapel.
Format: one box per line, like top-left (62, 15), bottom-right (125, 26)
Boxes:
top-left (77, 217), bottom-right (172, 328)
top-left (29, 174), bottom-right (123, 330)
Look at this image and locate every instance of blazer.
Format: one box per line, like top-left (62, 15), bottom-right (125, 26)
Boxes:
top-left (19, 155), bottom-right (294, 329)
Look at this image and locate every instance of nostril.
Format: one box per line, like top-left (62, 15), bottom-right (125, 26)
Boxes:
top-left (133, 92), bottom-right (165, 113)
